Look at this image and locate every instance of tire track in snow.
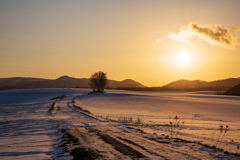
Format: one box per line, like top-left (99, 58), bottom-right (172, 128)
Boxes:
top-left (122, 126), bottom-right (202, 160)
top-left (116, 136), bottom-right (168, 159)
top-left (48, 101), bottom-right (56, 115)
top-left (123, 126), bottom-right (235, 160)
top-left (87, 128), bottom-right (146, 159)
top-left (60, 128), bottom-right (102, 160)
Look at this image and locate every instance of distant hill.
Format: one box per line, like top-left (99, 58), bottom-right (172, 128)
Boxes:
top-left (0, 76), bottom-right (145, 90)
top-left (164, 80), bottom-right (209, 88)
top-left (108, 79), bottom-right (144, 88)
top-left (1, 76), bottom-right (240, 91)
top-left (163, 78), bottom-right (240, 91)
top-left (0, 77), bottom-right (47, 90)
top-left (225, 84), bottom-right (240, 96)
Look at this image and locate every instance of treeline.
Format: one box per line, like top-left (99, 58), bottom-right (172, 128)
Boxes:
top-left (218, 84), bottom-right (240, 96)
top-left (218, 92), bottom-right (240, 96)
top-left (114, 86), bottom-right (227, 92)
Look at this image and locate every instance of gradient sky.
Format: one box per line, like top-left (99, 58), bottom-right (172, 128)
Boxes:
top-left (1, 0), bottom-right (240, 86)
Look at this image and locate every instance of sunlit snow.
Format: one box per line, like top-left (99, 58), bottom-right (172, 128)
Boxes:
top-left (0, 89), bottom-right (240, 159)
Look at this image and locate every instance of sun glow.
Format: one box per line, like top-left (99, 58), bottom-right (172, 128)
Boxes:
top-left (177, 51), bottom-right (191, 66)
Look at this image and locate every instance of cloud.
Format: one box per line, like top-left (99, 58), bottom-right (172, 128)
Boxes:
top-left (168, 26), bottom-right (194, 45)
top-left (168, 23), bottom-right (239, 48)
top-left (232, 24), bottom-right (240, 31)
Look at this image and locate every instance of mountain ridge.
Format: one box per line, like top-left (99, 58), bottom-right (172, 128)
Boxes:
top-left (163, 78), bottom-right (240, 90)
top-left (1, 76), bottom-right (240, 91)
top-left (0, 76), bottom-right (145, 90)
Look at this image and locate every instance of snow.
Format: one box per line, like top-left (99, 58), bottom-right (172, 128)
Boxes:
top-left (1, 88), bottom-right (240, 159)
top-left (0, 88), bottom-right (89, 105)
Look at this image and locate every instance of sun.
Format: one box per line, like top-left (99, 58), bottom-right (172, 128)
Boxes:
top-left (176, 51), bottom-right (191, 66)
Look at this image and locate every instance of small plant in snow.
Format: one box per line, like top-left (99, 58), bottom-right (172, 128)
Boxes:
top-left (216, 125), bottom-right (224, 147)
top-left (117, 116), bottom-right (142, 124)
top-left (135, 117), bottom-right (141, 124)
top-left (176, 121), bottom-right (185, 137)
top-left (118, 117), bottom-right (133, 123)
top-left (217, 125), bottom-right (230, 148)
top-left (129, 116), bottom-right (133, 123)
top-left (169, 116), bottom-right (184, 138)
top-left (169, 117), bottom-right (173, 137)
top-left (174, 118), bottom-right (185, 138)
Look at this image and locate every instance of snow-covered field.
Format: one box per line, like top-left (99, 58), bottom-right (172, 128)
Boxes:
top-left (0, 89), bottom-right (240, 159)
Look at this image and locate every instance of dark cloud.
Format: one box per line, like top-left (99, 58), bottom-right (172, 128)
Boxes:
top-left (191, 23), bottom-right (232, 46)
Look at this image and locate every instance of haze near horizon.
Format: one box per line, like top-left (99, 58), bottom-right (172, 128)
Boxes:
top-left (1, 0), bottom-right (240, 86)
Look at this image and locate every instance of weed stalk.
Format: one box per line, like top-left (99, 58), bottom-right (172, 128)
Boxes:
top-left (218, 125), bottom-right (229, 148)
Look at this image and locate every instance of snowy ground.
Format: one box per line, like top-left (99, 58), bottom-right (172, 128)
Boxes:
top-left (0, 89), bottom-right (240, 159)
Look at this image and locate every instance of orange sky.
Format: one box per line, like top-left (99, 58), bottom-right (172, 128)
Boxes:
top-left (1, 1), bottom-right (240, 86)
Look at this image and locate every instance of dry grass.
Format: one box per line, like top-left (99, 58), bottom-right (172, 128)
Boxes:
top-left (216, 125), bottom-right (230, 148)
top-left (169, 116), bottom-right (184, 138)
top-left (117, 116), bottom-right (142, 124)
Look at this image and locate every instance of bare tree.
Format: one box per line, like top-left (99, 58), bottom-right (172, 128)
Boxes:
top-left (89, 71), bottom-right (108, 93)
